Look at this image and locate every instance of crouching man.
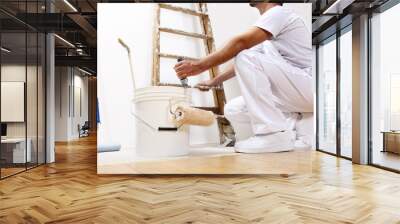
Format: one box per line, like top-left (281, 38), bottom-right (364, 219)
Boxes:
top-left (174, 2), bottom-right (313, 153)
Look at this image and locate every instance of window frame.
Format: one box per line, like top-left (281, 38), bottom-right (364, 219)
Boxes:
top-left (315, 24), bottom-right (352, 161)
top-left (0, 0), bottom-right (48, 180)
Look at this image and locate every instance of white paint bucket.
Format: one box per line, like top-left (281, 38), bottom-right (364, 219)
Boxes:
top-left (132, 86), bottom-right (191, 157)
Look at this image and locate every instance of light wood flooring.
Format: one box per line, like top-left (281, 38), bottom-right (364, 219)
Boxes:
top-left (1, 167), bottom-right (26, 178)
top-left (98, 147), bottom-right (312, 175)
top-left (372, 151), bottom-right (400, 171)
top-left (1, 135), bottom-right (400, 223)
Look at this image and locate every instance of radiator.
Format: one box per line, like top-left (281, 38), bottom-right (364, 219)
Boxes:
top-left (383, 131), bottom-right (400, 155)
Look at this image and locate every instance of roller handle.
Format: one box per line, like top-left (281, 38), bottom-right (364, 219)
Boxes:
top-left (118, 37), bottom-right (136, 90)
top-left (118, 38), bottom-right (130, 53)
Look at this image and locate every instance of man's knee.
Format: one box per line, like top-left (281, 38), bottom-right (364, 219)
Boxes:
top-left (224, 97), bottom-right (247, 122)
top-left (234, 49), bottom-right (254, 70)
top-left (224, 99), bottom-right (240, 117)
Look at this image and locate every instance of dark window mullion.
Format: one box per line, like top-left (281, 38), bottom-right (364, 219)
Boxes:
top-left (316, 45), bottom-right (320, 150)
top-left (36, 0), bottom-right (39, 167)
top-left (367, 10), bottom-right (373, 165)
top-left (24, 0), bottom-right (28, 171)
top-left (336, 28), bottom-right (341, 157)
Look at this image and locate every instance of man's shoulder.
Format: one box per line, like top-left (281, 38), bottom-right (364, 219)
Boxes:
top-left (278, 7), bottom-right (306, 26)
top-left (263, 6), bottom-right (297, 20)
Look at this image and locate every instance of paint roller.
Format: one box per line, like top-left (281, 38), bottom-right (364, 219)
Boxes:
top-left (172, 105), bottom-right (236, 147)
top-left (172, 105), bottom-right (223, 127)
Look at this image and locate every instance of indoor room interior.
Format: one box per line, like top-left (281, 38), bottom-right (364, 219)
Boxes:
top-left (0, 0), bottom-right (97, 179)
top-left (1, 0), bottom-right (400, 223)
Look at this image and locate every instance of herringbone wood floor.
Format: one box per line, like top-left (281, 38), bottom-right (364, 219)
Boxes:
top-left (1, 135), bottom-right (400, 224)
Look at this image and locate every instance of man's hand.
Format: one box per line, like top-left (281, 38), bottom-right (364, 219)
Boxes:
top-left (194, 64), bottom-right (236, 91)
top-left (174, 59), bottom-right (207, 79)
top-left (195, 79), bottom-right (220, 91)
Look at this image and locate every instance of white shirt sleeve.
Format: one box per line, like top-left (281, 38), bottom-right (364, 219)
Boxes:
top-left (253, 7), bottom-right (287, 38)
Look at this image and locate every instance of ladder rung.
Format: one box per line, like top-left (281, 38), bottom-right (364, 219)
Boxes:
top-left (159, 27), bottom-right (212, 39)
top-left (157, 83), bottom-right (223, 91)
top-left (159, 53), bottom-right (198, 61)
top-left (159, 3), bottom-right (207, 17)
top-left (157, 83), bottom-right (184, 87)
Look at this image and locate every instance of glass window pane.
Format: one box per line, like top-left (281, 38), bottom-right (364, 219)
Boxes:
top-left (318, 37), bottom-right (337, 154)
top-left (340, 29), bottom-right (352, 158)
top-left (27, 31), bottom-right (38, 169)
top-left (0, 1), bottom-right (46, 179)
top-left (371, 4), bottom-right (400, 171)
top-left (1, 31), bottom-right (28, 177)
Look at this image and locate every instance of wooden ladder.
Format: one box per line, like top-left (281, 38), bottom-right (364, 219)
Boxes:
top-left (152, 3), bottom-right (234, 144)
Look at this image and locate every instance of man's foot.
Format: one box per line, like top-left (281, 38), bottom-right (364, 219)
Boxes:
top-left (294, 139), bottom-right (311, 149)
top-left (234, 131), bottom-right (295, 153)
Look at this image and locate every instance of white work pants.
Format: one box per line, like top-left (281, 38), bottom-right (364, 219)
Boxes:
top-left (225, 43), bottom-right (313, 137)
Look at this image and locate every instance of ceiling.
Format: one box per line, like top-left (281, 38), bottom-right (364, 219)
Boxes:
top-left (1, 0), bottom-right (98, 73)
top-left (0, 0), bottom-right (395, 74)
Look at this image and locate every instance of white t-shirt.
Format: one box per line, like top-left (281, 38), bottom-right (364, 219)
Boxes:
top-left (253, 6), bottom-right (312, 74)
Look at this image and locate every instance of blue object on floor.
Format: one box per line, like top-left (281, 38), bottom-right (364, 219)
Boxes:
top-left (98, 143), bottom-right (121, 153)
top-left (97, 98), bottom-right (100, 124)
top-left (96, 99), bottom-right (121, 153)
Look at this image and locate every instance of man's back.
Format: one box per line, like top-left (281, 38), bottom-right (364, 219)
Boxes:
top-left (254, 6), bottom-right (312, 73)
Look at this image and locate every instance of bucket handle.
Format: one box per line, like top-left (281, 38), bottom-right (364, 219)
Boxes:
top-left (130, 96), bottom-right (188, 132)
top-left (130, 99), bottom-right (158, 131)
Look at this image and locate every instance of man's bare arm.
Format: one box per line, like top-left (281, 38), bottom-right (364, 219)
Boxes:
top-left (213, 65), bottom-right (236, 84)
top-left (195, 65), bottom-right (235, 90)
top-left (174, 27), bottom-right (272, 78)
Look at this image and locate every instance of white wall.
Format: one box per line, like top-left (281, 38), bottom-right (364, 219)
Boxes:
top-left (1, 65), bottom-right (38, 138)
top-left (72, 73), bottom-right (89, 138)
top-left (55, 67), bottom-right (69, 141)
top-left (55, 67), bottom-right (89, 141)
top-left (97, 3), bottom-right (311, 151)
top-left (1, 64), bottom-right (46, 163)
